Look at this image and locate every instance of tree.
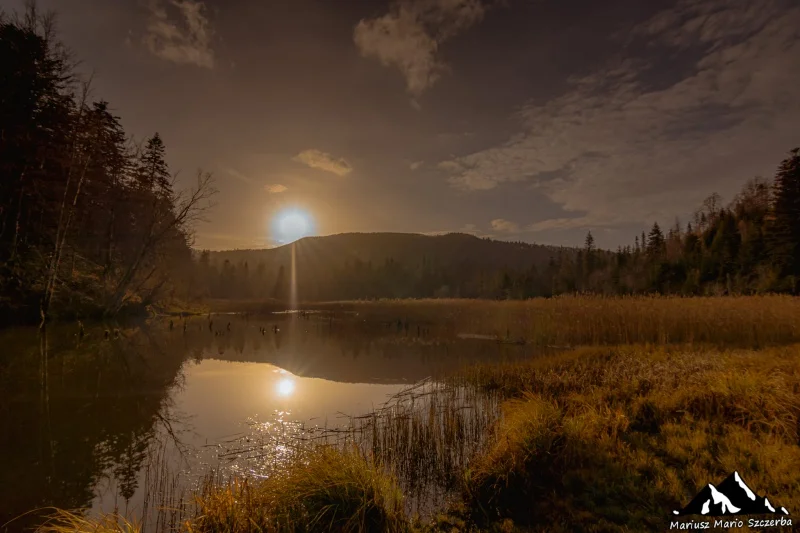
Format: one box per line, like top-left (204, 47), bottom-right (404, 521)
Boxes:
top-left (103, 170), bottom-right (216, 315)
top-left (584, 230), bottom-right (596, 270)
top-left (646, 222), bottom-right (665, 257)
top-left (135, 133), bottom-right (172, 202)
top-left (769, 148), bottom-right (800, 284)
top-left (0, 6), bottom-right (74, 323)
top-left (0, 4), bottom-right (218, 324)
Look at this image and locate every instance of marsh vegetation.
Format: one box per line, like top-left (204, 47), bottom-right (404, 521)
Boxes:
top-left (4, 295), bottom-right (796, 533)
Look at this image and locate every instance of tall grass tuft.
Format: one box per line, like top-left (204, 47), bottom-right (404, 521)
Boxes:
top-left (190, 446), bottom-right (407, 533)
top-left (34, 509), bottom-right (141, 533)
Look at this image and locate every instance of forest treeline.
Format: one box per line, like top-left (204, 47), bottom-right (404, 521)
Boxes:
top-left (2, 7), bottom-right (799, 327)
top-left (0, 8), bottom-right (215, 325)
top-left (195, 156), bottom-right (800, 301)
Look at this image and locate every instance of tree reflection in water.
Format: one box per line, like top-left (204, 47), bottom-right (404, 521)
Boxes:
top-left (0, 312), bottom-right (532, 530)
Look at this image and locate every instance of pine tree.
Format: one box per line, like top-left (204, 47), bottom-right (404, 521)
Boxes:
top-left (136, 133), bottom-right (172, 201)
top-left (0, 13), bottom-right (73, 264)
top-left (769, 148), bottom-right (800, 284)
top-left (82, 101), bottom-right (129, 277)
top-left (646, 222), bottom-right (665, 257)
top-left (584, 231), bottom-right (596, 275)
top-left (584, 231), bottom-right (595, 252)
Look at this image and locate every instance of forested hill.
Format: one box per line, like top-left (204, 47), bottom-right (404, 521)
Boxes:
top-left (198, 148), bottom-right (800, 301)
top-left (200, 233), bottom-right (574, 301)
top-left (208, 232), bottom-right (567, 272)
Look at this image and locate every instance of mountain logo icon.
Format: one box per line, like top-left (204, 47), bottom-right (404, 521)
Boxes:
top-left (673, 472), bottom-right (790, 517)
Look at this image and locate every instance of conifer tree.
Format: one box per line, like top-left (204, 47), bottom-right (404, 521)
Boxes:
top-left (769, 148), bottom-right (800, 283)
top-left (646, 222), bottom-right (665, 257)
top-left (136, 133), bottom-right (172, 202)
top-left (584, 231), bottom-right (596, 274)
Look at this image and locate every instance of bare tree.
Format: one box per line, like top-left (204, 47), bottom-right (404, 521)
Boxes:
top-left (104, 171), bottom-right (217, 315)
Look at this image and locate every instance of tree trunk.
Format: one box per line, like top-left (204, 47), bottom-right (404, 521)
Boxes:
top-left (40, 86), bottom-right (93, 327)
top-left (9, 168), bottom-right (27, 262)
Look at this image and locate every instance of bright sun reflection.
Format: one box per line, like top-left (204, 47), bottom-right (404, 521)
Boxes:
top-left (273, 208), bottom-right (314, 243)
top-left (276, 378), bottom-right (296, 397)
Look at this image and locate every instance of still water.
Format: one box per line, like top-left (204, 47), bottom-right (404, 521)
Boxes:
top-left (0, 312), bottom-right (530, 531)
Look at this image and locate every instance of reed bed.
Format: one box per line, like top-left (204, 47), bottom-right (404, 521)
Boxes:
top-left (307, 380), bottom-right (502, 516)
top-left (204, 379), bottom-right (501, 519)
top-left (313, 295), bottom-right (800, 347)
top-left (140, 438), bottom-right (193, 533)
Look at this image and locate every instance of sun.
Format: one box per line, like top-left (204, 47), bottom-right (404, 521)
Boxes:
top-left (276, 378), bottom-right (295, 397)
top-left (273, 208), bottom-right (314, 243)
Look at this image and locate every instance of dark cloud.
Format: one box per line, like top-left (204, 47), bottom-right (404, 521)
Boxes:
top-left (142, 0), bottom-right (215, 68)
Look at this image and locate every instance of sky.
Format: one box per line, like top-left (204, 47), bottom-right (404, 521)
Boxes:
top-left (2, 0), bottom-right (799, 250)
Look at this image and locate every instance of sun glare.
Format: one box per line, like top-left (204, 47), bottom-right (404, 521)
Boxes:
top-left (273, 208), bottom-right (314, 243)
top-left (276, 378), bottom-right (295, 397)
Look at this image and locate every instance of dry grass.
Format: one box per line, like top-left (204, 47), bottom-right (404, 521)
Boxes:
top-left (189, 446), bottom-right (407, 533)
top-left (460, 344), bottom-right (800, 532)
top-left (318, 380), bottom-right (502, 516)
top-left (32, 509), bottom-right (141, 533)
top-left (312, 295), bottom-right (800, 347)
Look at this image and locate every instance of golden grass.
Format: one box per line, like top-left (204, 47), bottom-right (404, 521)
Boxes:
top-left (33, 509), bottom-right (141, 533)
top-left (189, 446), bottom-right (407, 533)
top-left (312, 295), bottom-right (800, 347)
top-left (461, 344), bottom-right (800, 532)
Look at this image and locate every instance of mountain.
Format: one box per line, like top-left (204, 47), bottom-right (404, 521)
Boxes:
top-left (201, 232), bottom-right (577, 301)
top-left (673, 472), bottom-right (790, 517)
top-left (207, 232), bottom-right (568, 272)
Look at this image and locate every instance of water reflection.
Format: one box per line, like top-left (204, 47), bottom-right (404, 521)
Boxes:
top-left (0, 323), bottom-right (187, 532)
top-left (0, 312), bottom-right (533, 530)
top-left (276, 376), bottom-right (296, 397)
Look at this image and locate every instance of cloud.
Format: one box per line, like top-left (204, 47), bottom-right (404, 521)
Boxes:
top-left (526, 213), bottom-right (618, 233)
top-left (410, 160), bottom-right (424, 170)
top-left (222, 167), bottom-right (287, 194)
top-left (490, 218), bottom-right (519, 233)
top-left (223, 167), bottom-right (256, 185)
top-left (293, 149), bottom-right (353, 176)
top-left (437, 160), bottom-right (462, 171)
top-left (438, 0), bottom-right (800, 229)
top-left (354, 0), bottom-right (488, 96)
top-left (422, 223), bottom-right (489, 237)
top-left (143, 0), bottom-right (214, 68)
top-left (264, 183), bottom-right (288, 194)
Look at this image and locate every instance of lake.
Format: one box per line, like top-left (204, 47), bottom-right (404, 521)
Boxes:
top-left (0, 311), bottom-right (532, 531)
